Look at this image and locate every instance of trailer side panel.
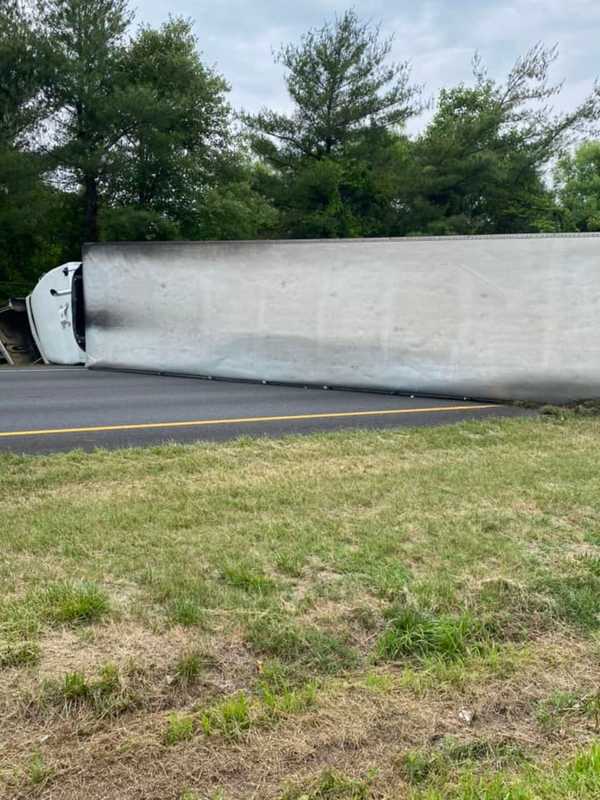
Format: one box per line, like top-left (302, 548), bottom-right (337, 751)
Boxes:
top-left (82, 235), bottom-right (600, 403)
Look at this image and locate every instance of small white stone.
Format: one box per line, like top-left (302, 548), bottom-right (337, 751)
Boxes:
top-left (458, 708), bottom-right (475, 725)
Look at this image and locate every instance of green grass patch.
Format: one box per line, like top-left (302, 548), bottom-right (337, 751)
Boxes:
top-left (38, 663), bottom-right (133, 717)
top-left (221, 562), bottom-right (277, 595)
top-left (376, 607), bottom-right (489, 663)
top-left (536, 571), bottom-right (600, 631)
top-left (25, 751), bottom-right (54, 787)
top-left (139, 570), bottom-right (210, 627)
top-left (401, 737), bottom-right (526, 786)
top-left (198, 672), bottom-right (317, 740)
top-left (173, 650), bottom-right (206, 687)
top-left (281, 769), bottom-right (374, 799)
top-left (200, 691), bottom-right (252, 739)
top-left (259, 681), bottom-right (317, 718)
top-left (0, 581), bottom-right (110, 673)
top-left (362, 671), bottom-right (395, 693)
top-left (395, 644), bottom-right (529, 695)
top-left (165, 712), bottom-right (195, 745)
top-left (0, 639), bottom-right (40, 669)
top-left (38, 580), bottom-right (110, 625)
top-left (167, 597), bottom-right (206, 627)
top-left (537, 689), bottom-right (600, 733)
top-left (0, 581), bottom-right (110, 647)
top-left (247, 614), bottom-right (358, 674)
top-left (2, 418), bottom-right (600, 797)
top-left (412, 744), bottom-right (600, 799)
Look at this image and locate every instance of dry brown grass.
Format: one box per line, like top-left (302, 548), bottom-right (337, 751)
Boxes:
top-left (2, 632), bottom-right (598, 799)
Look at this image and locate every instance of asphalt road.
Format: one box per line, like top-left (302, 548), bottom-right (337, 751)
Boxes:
top-left (0, 367), bottom-right (529, 454)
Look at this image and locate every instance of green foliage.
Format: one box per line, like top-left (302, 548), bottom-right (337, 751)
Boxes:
top-left (0, 581), bottom-right (109, 651)
top-left (105, 17), bottom-right (232, 236)
top-left (257, 663), bottom-right (317, 718)
top-left (0, 153), bottom-right (69, 301)
top-left (3, 4), bottom-right (600, 296)
top-left (246, 30), bottom-right (599, 239)
top-left (363, 671), bottom-right (395, 693)
top-left (259, 682), bottom-right (316, 717)
top-left (98, 207), bottom-right (182, 242)
top-left (536, 689), bottom-right (600, 733)
top-left (141, 569), bottom-right (209, 627)
top-left (395, 45), bottom-right (591, 236)
top-left (243, 11), bottom-right (421, 238)
top-left (193, 174), bottom-right (280, 240)
top-left (0, 0), bottom-right (253, 299)
top-left (34, 0), bottom-right (133, 242)
top-left (555, 141), bottom-right (600, 231)
top-left (0, 2), bottom-right (74, 299)
top-left (243, 10), bottom-right (421, 165)
top-left (167, 597), bottom-right (205, 627)
top-left (61, 670), bottom-right (90, 700)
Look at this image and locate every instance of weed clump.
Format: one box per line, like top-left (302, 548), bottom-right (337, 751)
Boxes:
top-left (0, 581), bottom-right (109, 664)
top-left (39, 663), bottom-right (131, 717)
top-left (165, 712), bottom-right (195, 745)
top-left (376, 607), bottom-right (488, 663)
top-left (141, 570), bottom-right (210, 627)
top-left (25, 751), bottom-right (54, 787)
top-left (173, 650), bottom-right (205, 687)
top-left (200, 692), bottom-right (252, 739)
top-left (221, 563), bottom-right (276, 595)
top-left (259, 681), bottom-right (316, 718)
top-left (39, 581), bottom-right (110, 625)
top-left (167, 597), bottom-right (205, 627)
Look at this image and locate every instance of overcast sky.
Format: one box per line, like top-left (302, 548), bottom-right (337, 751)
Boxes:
top-left (135, 0), bottom-right (599, 133)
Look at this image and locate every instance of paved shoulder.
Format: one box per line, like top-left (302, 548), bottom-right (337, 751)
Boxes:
top-left (0, 367), bottom-right (529, 454)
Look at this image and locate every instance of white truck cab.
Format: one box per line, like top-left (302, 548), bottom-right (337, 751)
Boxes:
top-left (26, 263), bottom-right (86, 365)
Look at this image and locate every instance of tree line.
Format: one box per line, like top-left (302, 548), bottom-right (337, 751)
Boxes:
top-left (2, 1), bottom-right (600, 299)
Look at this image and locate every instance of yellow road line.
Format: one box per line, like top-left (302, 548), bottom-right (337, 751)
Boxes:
top-left (0, 404), bottom-right (497, 438)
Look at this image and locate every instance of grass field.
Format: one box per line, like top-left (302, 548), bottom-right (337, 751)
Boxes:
top-left (1, 414), bottom-right (599, 799)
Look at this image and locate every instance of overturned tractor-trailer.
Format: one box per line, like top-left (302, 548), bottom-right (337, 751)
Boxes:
top-left (2, 233), bottom-right (599, 403)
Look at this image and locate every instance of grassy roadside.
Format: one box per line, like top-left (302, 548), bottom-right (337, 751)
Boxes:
top-left (1, 415), bottom-right (599, 799)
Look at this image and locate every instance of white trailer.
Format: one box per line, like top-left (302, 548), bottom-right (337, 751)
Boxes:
top-left (10, 233), bottom-right (600, 403)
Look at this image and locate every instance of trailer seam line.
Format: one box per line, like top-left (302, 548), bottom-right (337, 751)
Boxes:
top-left (0, 404), bottom-right (497, 438)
